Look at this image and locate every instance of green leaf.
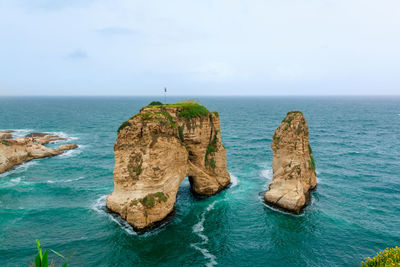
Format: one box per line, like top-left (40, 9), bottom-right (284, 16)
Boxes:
top-left (49, 249), bottom-right (66, 259)
top-left (35, 253), bottom-right (41, 267)
top-left (42, 250), bottom-right (48, 267)
top-left (62, 263), bottom-right (68, 267)
top-left (36, 239), bottom-right (42, 260)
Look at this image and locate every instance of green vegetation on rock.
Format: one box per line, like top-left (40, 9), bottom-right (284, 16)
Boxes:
top-left (308, 155), bottom-right (316, 170)
top-left (148, 101), bottom-right (163, 106)
top-left (287, 110), bottom-right (303, 115)
top-left (361, 246), bottom-right (400, 266)
top-left (144, 100), bottom-right (210, 119)
top-left (205, 130), bottom-right (218, 168)
top-left (118, 121), bottom-right (131, 132)
top-left (282, 111), bottom-right (303, 125)
top-left (139, 111), bottom-right (177, 128)
top-left (132, 164), bottom-right (142, 177)
top-left (273, 133), bottom-right (280, 143)
top-left (178, 126), bottom-right (184, 142)
top-left (140, 192), bottom-right (169, 208)
top-left (175, 100), bottom-right (209, 119)
top-left (308, 144), bottom-right (313, 154)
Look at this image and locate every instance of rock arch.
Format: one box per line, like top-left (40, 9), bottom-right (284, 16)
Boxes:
top-left (106, 102), bottom-right (230, 231)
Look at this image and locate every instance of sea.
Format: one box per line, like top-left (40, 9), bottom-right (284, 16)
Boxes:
top-left (0, 96), bottom-right (399, 266)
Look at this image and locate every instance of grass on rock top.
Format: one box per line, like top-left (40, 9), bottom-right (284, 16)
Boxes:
top-left (117, 100), bottom-right (210, 132)
top-left (145, 100), bottom-right (210, 119)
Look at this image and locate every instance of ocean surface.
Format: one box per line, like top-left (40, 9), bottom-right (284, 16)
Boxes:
top-left (0, 96), bottom-right (399, 266)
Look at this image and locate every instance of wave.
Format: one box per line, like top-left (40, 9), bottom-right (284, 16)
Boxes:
top-left (0, 129), bottom-right (33, 138)
top-left (92, 195), bottom-right (138, 235)
top-left (0, 177), bottom-right (23, 189)
top-left (49, 131), bottom-right (79, 141)
top-left (190, 200), bottom-right (219, 266)
top-left (229, 173), bottom-right (239, 188)
top-left (261, 168), bottom-right (273, 180)
top-left (47, 176), bottom-right (85, 184)
top-left (0, 161), bottom-right (38, 178)
top-left (56, 145), bottom-right (86, 159)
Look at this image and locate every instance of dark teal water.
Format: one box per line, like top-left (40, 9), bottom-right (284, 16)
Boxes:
top-left (1, 97), bottom-right (400, 266)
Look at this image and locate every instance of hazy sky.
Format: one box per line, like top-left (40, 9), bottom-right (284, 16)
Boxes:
top-left (1, 0), bottom-right (400, 96)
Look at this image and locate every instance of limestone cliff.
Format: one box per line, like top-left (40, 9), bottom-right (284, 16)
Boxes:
top-left (264, 111), bottom-right (317, 214)
top-left (106, 101), bottom-right (230, 231)
top-left (0, 131), bottom-right (78, 174)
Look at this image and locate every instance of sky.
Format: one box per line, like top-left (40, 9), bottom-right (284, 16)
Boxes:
top-left (0, 0), bottom-right (400, 96)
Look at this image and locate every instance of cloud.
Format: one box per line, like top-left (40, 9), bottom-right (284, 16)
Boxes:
top-left (67, 49), bottom-right (88, 59)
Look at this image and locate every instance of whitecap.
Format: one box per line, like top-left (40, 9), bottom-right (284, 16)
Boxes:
top-left (64, 176), bottom-right (85, 182)
top-left (191, 200), bottom-right (219, 266)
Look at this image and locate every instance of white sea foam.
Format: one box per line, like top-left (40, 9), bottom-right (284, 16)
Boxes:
top-left (47, 176), bottom-right (85, 184)
top-left (0, 161), bottom-right (38, 178)
top-left (49, 131), bottom-right (79, 142)
top-left (92, 195), bottom-right (137, 236)
top-left (10, 177), bottom-right (21, 183)
top-left (190, 244), bottom-right (217, 267)
top-left (1, 129), bottom-right (34, 138)
top-left (261, 168), bottom-right (273, 180)
top-left (191, 200), bottom-right (219, 266)
top-left (0, 177), bottom-right (24, 189)
top-left (56, 145), bottom-right (85, 159)
top-left (229, 173), bottom-right (239, 188)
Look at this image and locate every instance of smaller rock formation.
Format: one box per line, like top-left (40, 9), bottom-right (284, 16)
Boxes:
top-left (0, 131), bottom-right (13, 140)
top-left (0, 131), bottom-right (78, 174)
top-left (264, 111), bottom-right (317, 214)
top-left (107, 101), bottom-right (230, 232)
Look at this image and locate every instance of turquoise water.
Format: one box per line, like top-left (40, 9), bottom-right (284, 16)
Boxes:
top-left (1, 96), bottom-right (400, 266)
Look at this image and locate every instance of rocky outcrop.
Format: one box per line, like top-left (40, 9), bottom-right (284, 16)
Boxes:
top-left (106, 101), bottom-right (230, 231)
top-left (0, 131), bottom-right (78, 174)
top-left (0, 130), bottom-right (13, 140)
top-left (264, 111), bottom-right (317, 214)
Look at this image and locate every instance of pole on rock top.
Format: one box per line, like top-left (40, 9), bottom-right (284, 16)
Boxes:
top-left (164, 87), bottom-right (167, 103)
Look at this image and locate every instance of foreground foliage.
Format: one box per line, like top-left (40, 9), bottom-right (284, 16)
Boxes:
top-left (33, 239), bottom-right (69, 267)
top-left (361, 246), bottom-right (400, 267)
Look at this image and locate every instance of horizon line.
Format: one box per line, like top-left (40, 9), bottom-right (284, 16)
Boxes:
top-left (1, 94), bottom-right (400, 97)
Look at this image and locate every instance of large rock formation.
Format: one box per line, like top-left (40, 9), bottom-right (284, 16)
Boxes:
top-left (106, 101), bottom-right (230, 231)
top-left (264, 111), bottom-right (317, 214)
top-left (0, 131), bottom-right (78, 174)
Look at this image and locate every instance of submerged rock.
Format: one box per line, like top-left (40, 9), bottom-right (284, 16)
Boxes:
top-left (264, 111), bottom-right (317, 214)
top-left (0, 131), bottom-right (78, 174)
top-left (106, 101), bottom-right (230, 231)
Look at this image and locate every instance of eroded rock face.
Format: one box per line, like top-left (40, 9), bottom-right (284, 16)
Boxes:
top-left (264, 111), bottom-right (317, 214)
top-left (106, 103), bottom-right (230, 231)
top-left (0, 131), bottom-right (78, 174)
